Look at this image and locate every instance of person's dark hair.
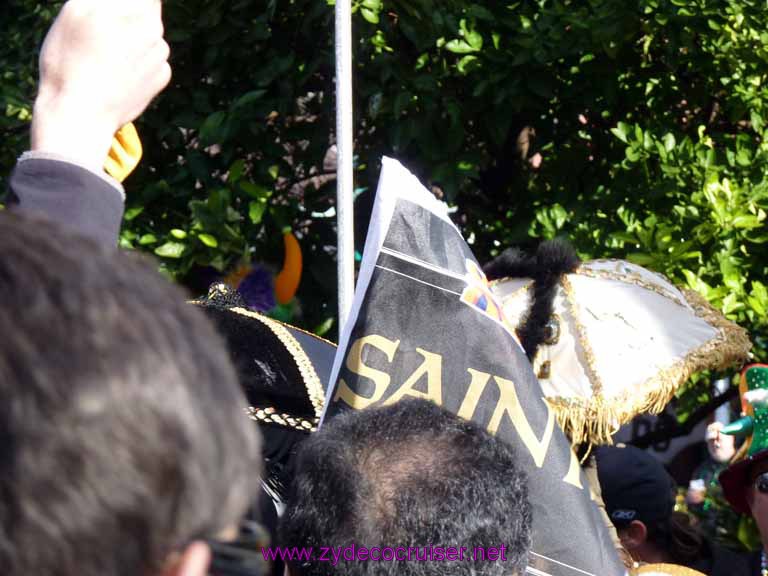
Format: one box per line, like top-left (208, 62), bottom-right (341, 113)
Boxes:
top-left (645, 511), bottom-right (706, 567)
top-left (279, 398), bottom-right (531, 576)
top-left (0, 212), bottom-right (260, 576)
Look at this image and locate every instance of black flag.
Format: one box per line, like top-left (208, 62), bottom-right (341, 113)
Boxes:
top-left (322, 159), bottom-right (624, 576)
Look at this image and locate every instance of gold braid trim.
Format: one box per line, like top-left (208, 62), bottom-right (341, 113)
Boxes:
top-left (561, 275), bottom-right (605, 398)
top-left (246, 406), bottom-right (318, 432)
top-left (576, 261), bottom-right (688, 308)
top-left (270, 318), bottom-right (337, 348)
top-left (229, 307), bottom-right (327, 420)
top-left (546, 288), bottom-right (751, 446)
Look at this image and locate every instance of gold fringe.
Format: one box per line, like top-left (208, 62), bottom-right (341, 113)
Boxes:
top-left (545, 288), bottom-right (751, 446)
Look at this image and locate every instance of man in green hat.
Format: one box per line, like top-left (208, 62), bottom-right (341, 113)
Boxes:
top-left (719, 364), bottom-right (768, 574)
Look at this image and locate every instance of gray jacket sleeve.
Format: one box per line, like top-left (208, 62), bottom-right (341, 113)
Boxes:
top-left (7, 152), bottom-right (125, 246)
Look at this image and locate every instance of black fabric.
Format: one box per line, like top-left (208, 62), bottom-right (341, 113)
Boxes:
top-left (193, 305), bottom-right (318, 420)
top-left (246, 486), bottom-right (282, 576)
top-left (596, 445), bottom-right (676, 528)
top-left (689, 544), bottom-right (757, 576)
top-left (7, 158), bottom-right (124, 246)
top-left (748, 550), bottom-right (763, 576)
top-left (327, 198), bottom-right (625, 576)
top-left (285, 327), bottom-right (334, 388)
top-left (259, 424), bottom-right (304, 500)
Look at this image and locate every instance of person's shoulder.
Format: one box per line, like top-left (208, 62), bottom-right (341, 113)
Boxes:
top-left (8, 153), bottom-right (125, 246)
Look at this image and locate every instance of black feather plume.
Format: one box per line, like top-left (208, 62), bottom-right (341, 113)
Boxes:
top-left (483, 239), bottom-right (580, 361)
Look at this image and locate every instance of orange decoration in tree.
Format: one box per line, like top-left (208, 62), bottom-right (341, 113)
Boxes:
top-left (275, 231), bottom-right (302, 304)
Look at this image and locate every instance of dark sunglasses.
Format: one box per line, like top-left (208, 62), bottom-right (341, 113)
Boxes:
top-left (208, 521), bottom-right (271, 576)
top-left (753, 471), bottom-right (768, 494)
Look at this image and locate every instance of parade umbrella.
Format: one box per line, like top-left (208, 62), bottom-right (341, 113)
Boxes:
top-left (490, 256), bottom-right (752, 446)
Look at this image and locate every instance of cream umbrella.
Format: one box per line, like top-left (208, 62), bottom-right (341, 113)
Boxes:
top-left (489, 247), bottom-right (751, 446)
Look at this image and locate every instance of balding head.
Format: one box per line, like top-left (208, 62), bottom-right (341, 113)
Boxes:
top-left (280, 398), bottom-right (531, 576)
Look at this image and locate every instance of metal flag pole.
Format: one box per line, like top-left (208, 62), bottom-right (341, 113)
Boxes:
top-left (335, 0), bottom-right (355, 332)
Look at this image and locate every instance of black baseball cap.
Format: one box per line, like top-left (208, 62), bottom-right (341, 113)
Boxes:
top-left (596, 445), bottom-right (676, 528)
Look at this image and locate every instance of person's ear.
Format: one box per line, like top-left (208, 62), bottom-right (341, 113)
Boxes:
top-left (621, 520), bottom-right (648, 550)
top-left (163, 541), bottom-right (211, 576)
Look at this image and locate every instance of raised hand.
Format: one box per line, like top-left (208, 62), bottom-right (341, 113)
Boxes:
top-left (31, 0), bottom-right (170, 172)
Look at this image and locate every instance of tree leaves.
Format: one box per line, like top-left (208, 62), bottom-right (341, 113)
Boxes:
top-left (155, 242), bottom-right (186, 258)
top-left (2, 0), bottom-right (767, 358)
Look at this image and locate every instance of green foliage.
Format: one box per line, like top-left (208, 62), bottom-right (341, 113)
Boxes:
top-left (129, 0), bottom-right (344, 334)
top-left (0, 2), bottom-right (61, 183)
top-left (1, 0), bottom-right (766, 374)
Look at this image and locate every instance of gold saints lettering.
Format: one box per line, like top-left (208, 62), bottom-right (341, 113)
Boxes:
top-left (333, 335), bottom-right (400, 409)
top-left (457, 368), bottom-right (491, 420)
top-left (384, 348), bottom-right (442, 406)
top-left (336, 334), bottom-right (586, 490)
top-left (487, 376), bottom-right (555, 468)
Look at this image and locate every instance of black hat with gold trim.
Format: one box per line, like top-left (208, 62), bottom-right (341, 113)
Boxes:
top-left (191, 283), bottom-right (335, 500)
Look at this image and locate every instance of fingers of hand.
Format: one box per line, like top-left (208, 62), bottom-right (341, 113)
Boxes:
top-left (40, 0), bottom-right (171, 125)
top-left (137, 38), bottom-right (172, 96)
top-left (117, 39), bottom-right (172, 125)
